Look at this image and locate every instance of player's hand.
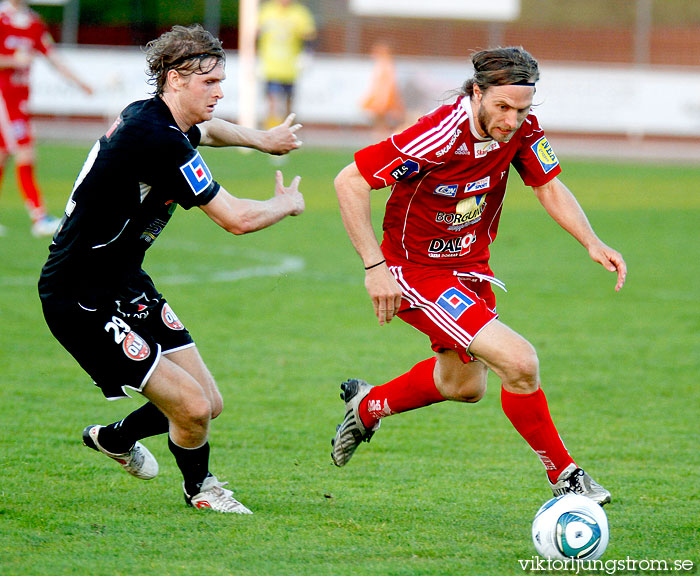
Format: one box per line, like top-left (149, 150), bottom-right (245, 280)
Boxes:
top-left (365, 263), bottom-right (403, 325)
top-left (79, 81), bottom-right (95, 96)
top-left (274, 170), bottom-right (305, 216)
top-left (14, 49), bottom-right (34, 68)
top-left (265, 113), bottom-right (303, 155)
top-left (589, 241), bottom-right (627, 292)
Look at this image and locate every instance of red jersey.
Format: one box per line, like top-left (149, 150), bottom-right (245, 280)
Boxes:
top-left (0, 1), bottom-right (52, 90)
top-left (355, 96), bottom-right (561, 273)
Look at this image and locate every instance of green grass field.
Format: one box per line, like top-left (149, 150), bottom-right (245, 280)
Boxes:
top-left (0, 141), bottom-right (698, 576)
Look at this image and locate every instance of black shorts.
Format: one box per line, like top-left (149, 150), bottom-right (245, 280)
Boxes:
top-left (41, 296), bottom-right (194, 400)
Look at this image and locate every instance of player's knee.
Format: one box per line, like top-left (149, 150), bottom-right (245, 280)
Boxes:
top-left (180, 395), bottom-right (213, 430)
top-left (440, 372), bottom-right (487, 402)
top-left (460, 380), bottom-right (487, 403)
top-left (504, 345), bottom-right (540, 393)
top-left (210, 393), bottom-right (223, 419)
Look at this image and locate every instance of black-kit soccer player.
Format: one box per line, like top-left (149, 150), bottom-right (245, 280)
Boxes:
top-left (38, 24), bottom-right (304, 513)
top-left (331, 47), bottom-right (627, 505)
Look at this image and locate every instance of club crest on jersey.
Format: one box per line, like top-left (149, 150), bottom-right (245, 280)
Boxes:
top-left (161, 303), bottom-right (184, 331)
top-left (122, 331), bottom-right (150, 361)
top-left (434, 184), bottom-right (459, 197)
top-left (374, 157), bottom-right (420, 186)
top-left (180, 152), bottom-right (213, 195)
top-left (531, 136), bottom-right (559, 173)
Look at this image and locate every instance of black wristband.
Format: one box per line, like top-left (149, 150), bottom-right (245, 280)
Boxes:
top-left (364, 259), bottom-right (386, 270)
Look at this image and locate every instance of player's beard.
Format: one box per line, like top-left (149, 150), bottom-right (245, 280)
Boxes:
top-left (477, 105), bottom-right (516, 143)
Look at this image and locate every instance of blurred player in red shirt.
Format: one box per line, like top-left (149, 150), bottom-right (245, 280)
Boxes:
top-left (332, 47), bottom-right (627, 505)
top-left (0, 0), bottom-right (92, 237)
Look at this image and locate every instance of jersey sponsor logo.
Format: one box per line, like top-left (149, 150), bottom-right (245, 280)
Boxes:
top-left (531, 136), bottom-right (559, 173)
top-left (162, 303), bottom-right (184, 331)
top-left (436, 287), bottom-right (475, 320)
top-left (122, 331), bottom-right (151, 361)
top-left (455, 142), bottom-right (470, 155)
top-left (474, 140), bottom-right (500, 158)
top-left (435, 194), bottom-right (487, 231)
top-left (435, 129), bottom-right (462, 157)
top-left (180, 152), bottom-right (213, 195)
top-left (434, 184), bottom-right (459, 197)
top-left (428, 232), bottom-right (476, 258)
top-left (373, 157), bottom-right (420, 185)
top-left (465, 176), bottom-right (490, 193)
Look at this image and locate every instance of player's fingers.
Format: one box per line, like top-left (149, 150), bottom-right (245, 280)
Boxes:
top-left (393, 293), bottom-right (403, 316)
top-left (290, 175), bottom-right (301, 190)
top-left (282, 113), bottom-right (296, 127)
top-left (275, 170), bottom-right (284, 188)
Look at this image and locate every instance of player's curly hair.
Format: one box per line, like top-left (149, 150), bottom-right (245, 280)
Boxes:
top-left (145, 24), bottom-right (226, 96)
top-left (461, 46), bottom-right (539, 96)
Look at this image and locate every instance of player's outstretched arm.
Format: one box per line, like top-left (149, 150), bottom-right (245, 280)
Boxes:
top-left (533, 177), bottom-right (627, 291)
top-left (200, 170), bottom-right (304, 235)
top-left (335, 162), bottom-right (403, 325)
top-left (45, 51), bottom-right (93, 95)
top-left (199, 114), bottom-right (302, 154)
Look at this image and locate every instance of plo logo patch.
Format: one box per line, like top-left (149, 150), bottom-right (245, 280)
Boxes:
top-left (373, 157), bottom-right (420, 186)
top-left (122, 331), bottom-right (150, 361)
top-left (180, 152), bottom-right (213, 195)
top-left (531, 136), bottom-right (559, 173)
top-left (161, 303), bottom-right (184, 331)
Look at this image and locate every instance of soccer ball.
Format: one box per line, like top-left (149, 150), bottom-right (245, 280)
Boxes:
top-left (532, 494), bottom-right (609, 561)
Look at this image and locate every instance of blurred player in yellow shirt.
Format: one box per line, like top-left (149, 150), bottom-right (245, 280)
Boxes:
top-left (258, 0), bottom-right (316, 129)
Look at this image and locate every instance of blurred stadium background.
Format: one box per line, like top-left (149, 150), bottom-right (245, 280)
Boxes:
top-left (28, 0), bottom-right (700, 161)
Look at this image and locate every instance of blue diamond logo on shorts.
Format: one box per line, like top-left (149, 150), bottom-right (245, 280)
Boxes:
top-left (437, 287), bottom-right (475, 320)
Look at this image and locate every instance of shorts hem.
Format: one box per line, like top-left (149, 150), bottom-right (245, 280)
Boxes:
top-left (162, 342), bottom-right (196, 355)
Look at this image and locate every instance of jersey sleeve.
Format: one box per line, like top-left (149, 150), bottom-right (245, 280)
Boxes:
top-left (143, 127), bottom-right (220, 210)
top-left (355, 105), bottom-right (460, 189)
top-left (511, 115), bottom-right (562, 187)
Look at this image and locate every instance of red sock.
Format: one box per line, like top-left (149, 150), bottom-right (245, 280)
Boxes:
top-left (17, 163), bottom-right (46, 221)
top-left (501, 387), bottom-right (575, 482)
top-left (358, 358), bottom-right (445, 428)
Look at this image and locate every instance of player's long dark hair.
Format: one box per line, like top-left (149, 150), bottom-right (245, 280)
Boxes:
top-left (461, 46), bottom-right (539, 96)
top-left (145, 24), bottom-right (226, 96)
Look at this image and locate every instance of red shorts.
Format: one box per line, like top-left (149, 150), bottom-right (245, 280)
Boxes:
top-left (390, 265), bottom-right (499, 363)
top-left (0, 85), bottom-right (32, 152)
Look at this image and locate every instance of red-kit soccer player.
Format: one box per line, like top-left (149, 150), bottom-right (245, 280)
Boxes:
top-left (0, 0), bottom-right (92, 237)
top-left (331, 47), bottom-right (626, 505)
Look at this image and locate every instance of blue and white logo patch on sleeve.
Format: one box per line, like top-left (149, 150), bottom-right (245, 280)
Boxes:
top-left (180, 152), bottom-right (213, 195)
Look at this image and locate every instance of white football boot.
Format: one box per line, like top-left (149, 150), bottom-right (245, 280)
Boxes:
top-left (83, 425), bottom-right (159, 480)
top-left (184, 475), bottom-right (253, 514)
top-left (31, 215), bottom-right (61, 238)
top-left (331, 378), bottom-right (380, 467)
top-left (549, 463), bottom-right (612, 506)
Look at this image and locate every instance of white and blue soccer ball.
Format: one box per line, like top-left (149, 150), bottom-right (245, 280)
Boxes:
top-left (532, 494), bottom-right (609, 561)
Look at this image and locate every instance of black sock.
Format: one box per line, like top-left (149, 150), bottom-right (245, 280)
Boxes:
top-left (168, 436), bottom-right (211, 497)
top-left (97, 402), bottom-right (169, 454)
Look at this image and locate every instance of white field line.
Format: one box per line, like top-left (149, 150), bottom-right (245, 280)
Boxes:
top-left (2, 244), bottom-right (305, 287)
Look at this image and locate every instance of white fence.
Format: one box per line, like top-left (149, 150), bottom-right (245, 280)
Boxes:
top-left (30, 47), bottom-right (700, 138)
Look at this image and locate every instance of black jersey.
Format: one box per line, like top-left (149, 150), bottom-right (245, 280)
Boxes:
top-left (38, 97), bottom-right (220, 312)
